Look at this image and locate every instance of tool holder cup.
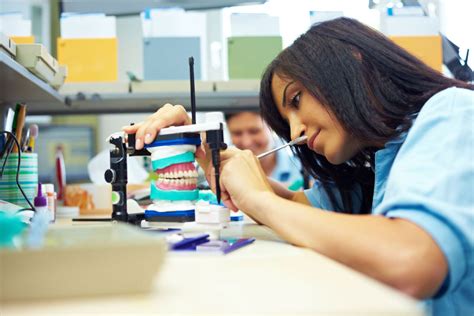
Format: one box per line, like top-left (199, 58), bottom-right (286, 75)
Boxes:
top-left (0, 153), bottom-right (38, 208)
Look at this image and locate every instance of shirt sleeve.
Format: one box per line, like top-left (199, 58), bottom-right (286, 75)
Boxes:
top-left (271, 148), bottom-right (303, 185)
top-left (304, 180), bottom-right (335, 210)
top-left (374, 88), bottom-right (474, 295)
top-left (304, 180), bottom-right (362, 212)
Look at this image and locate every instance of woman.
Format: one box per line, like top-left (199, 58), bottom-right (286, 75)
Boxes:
top-left (124, 18), bottom-right (473, 316)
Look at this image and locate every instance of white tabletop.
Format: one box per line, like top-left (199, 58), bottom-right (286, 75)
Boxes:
top-left (2, 221), bottom-right (424, 316)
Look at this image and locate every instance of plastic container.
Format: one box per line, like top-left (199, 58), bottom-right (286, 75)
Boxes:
top-left (15, 44), bottom-right (59, 83)
top-left (42, 183), bottom-right (56, 223)
top-left (0, 153), bottom-right (38, 208)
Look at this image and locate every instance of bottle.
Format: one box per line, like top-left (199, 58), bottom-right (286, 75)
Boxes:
top-left (55, 145), bottom-right (66, 203)
top-left (43, 183), bottom-right (57, 223)
top-left (34, 182), bottom-right (48, 214)
top-left (28, 182), bottom-right (50, 248)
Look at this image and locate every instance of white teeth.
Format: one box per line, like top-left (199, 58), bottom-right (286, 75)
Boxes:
top-left (158, 168), bottom-right (198, 180)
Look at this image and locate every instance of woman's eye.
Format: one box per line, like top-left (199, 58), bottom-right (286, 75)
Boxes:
top-left (289, 92), bottom-right (301, 108)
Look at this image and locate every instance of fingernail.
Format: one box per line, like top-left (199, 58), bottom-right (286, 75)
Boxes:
top-left (136, 138), bottom-right (142, 149)
top-left (144, 133), bottom-right (153, 144)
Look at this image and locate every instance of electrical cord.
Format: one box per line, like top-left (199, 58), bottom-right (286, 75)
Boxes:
top-left (0, 131), bottom-right (36, 212)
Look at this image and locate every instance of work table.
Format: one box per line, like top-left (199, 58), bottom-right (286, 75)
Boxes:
top-left (2, 220), bottom-right (424, 316)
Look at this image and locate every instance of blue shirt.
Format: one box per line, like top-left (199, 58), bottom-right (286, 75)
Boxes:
top-left (305, 87), bottom-right (474, 316)
top-left (270, 143), bottom-right (303, 187)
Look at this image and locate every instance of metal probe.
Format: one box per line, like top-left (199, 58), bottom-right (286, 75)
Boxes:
top-left (257, 135), bottom-right (308, 159)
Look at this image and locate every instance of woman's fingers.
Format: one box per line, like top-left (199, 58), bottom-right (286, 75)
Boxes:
top-left (122, 122), bottom-right (140, 133)
top-left (220, 146), bottom-right (243, 161)
top-left (122, 104), bottom-right (191, 150)
top-left (206, 165), bottom-right (217, 193)
top-left (221, 190), bottom-right (239, 212)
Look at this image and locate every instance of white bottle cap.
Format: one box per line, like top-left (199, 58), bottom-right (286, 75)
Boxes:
top-left (43, 183), bottom-right (55, 193)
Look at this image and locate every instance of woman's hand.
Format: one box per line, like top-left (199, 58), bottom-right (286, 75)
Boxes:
top-left (217, 148), bottom-right (275, 215)
top-left (122, 103), bottom-right (209, 167)
top-left (122, 104), bottom-right (191, 150)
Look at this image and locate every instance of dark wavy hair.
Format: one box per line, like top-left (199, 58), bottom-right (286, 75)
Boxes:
top-left (260, 17), bottom-right (473, 214)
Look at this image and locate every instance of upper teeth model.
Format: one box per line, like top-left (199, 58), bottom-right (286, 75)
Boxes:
top-left (145, 136), bottom-right (201, 204)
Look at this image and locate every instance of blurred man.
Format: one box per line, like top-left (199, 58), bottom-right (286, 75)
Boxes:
top-left (225, 111), bottom-right (302, 188)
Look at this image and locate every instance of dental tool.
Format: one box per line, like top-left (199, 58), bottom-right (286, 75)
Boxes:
top-left (256, 135), bottom-right (308, 159)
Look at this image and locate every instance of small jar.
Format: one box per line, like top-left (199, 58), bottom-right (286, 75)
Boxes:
top-left (43, 183), bottom-right (57, 223)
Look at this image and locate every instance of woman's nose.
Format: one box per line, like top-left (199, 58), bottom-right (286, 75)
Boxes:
top-left (289, 118), bottom-right (306, 141)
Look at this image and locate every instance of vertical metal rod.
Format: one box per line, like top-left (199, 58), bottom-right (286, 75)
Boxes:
top-left (189, 57), bottom-right (196, 124)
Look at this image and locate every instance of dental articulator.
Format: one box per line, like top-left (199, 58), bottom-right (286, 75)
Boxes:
top-left (102, 57), bottom-right (230, 228)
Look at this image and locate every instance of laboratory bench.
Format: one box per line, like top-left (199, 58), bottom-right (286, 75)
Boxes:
top-left (2, 216), bottom-right (424, 316)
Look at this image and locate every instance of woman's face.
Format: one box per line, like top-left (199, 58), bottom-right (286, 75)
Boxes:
top-left (271, 73), bottom-right (363, 165)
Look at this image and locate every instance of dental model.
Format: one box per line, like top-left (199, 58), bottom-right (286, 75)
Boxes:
top-left (142, 133), bottom-right (232, 228)
top-left (144, 135), bottom-right (201, 222)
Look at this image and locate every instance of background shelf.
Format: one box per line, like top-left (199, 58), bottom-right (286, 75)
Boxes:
top-left (26, 80), bottom-right (261, 115)
top-left (0, 53), bottom-right (261, 115)
top-left (0, 51), bottom-right (66, 108)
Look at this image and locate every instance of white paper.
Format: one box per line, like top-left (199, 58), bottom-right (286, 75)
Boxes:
top-left (60, 13), bottom-right (116, 38)
top-left (88, 149), bottom-right (148, 185)
top-left (0, 13), bottom-right (31, 36)
top-left (230, 13), bottom-right (280, 36)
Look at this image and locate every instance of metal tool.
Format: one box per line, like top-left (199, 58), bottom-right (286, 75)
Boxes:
top-left (257, 135), bottom-right (308, 159)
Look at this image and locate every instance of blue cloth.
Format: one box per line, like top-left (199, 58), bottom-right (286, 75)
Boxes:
top-left (304, 87), bottom-right (474, 316)
top-left (304, 181), bottom-right (363, 211)
top-left (270, 145), bottom-right (303, 186)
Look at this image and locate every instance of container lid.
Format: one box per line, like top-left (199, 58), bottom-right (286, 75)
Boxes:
top-left (42, 183), bottom-right (55, 193)
top-left (34, 182), bottom-right (47, 207)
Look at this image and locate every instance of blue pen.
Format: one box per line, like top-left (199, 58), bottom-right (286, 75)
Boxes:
top-left (223, 238), bottom-right (255, 254)
top-left (170, 234), bottom-right (209, 250)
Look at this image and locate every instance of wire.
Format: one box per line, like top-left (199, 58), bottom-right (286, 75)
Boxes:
top-left (0, 131), bottom-right (36, 212)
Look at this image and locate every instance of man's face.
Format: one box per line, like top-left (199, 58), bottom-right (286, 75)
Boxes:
top-left (227, 112), bottom-right (273, 156)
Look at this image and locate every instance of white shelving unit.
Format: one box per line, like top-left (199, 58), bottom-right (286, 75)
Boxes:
top-left (0, 51), bottom-right (66, 109)
top-left (29, 80), bottom-right (261, 115)
top-left (0, 50), bottom-right (260, 115)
